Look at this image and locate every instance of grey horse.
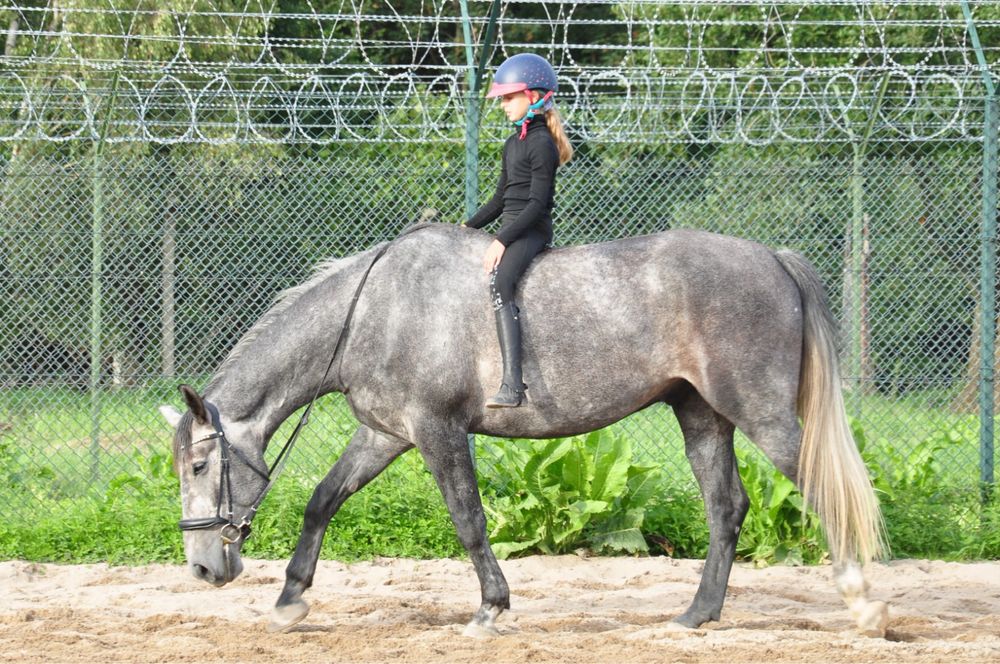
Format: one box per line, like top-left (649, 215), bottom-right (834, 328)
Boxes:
top-left (160, 222), bottom-right (888, 638)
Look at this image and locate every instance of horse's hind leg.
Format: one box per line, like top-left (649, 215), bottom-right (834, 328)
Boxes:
top-left (269, 425), bottom-right (412, 633)
top-left (416, 429), bottom-right (509, 637)
top-left (832, 560), bottom-right (889, 637)
top-left (671, 389), bottom-right (747, 628)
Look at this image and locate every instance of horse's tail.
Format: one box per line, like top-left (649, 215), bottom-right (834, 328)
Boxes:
top-left (774, 249), bottom-right (885, 564)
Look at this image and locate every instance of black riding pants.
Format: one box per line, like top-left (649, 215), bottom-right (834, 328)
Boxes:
top-left (490, 230), bottom-right (549, 310)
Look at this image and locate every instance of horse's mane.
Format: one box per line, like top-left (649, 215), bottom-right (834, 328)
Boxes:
top-left (205, 252), bottom-right (367, 392)
top-left (204, 223), bottom-right (450, 393)
top-left (174, 253), bottom-right (361, 464)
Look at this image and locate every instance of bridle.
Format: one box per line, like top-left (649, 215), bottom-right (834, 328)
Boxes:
top-left (177, 402), bottom-right (277, 546)
top-left (176, 222), bottom-right (435, 549)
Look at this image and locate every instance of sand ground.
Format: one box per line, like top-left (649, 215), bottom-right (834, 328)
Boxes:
top-left (2, 556), bottom-right (998, 663)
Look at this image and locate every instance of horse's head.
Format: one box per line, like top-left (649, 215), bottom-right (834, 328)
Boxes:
top-left (159, 385), bottom-right (269, 587)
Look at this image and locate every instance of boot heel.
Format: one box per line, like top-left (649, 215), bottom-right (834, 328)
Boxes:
top-left (486, 383), bottom-right (523, 408)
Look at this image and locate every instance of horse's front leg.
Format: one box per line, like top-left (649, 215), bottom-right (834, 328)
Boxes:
top-left (417, 429), bottom-right (510, 637)
top-left (268, 425), bottom-right (412, 632)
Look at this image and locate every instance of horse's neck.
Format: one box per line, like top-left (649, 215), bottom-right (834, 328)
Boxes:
top-left (205, 251), bottom-right (371, 441)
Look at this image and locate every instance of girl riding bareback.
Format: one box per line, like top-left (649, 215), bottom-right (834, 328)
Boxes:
top-left (463, 53), bottom-right (573, 408)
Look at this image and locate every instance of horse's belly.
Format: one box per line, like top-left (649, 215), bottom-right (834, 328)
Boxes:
top-left (476, 365), bottom-right (679, 439)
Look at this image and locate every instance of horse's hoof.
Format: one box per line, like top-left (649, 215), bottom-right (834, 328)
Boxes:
top-left (267, 600), bottom-right (310, 633)
top-left (856, 600), bottom-right (888, 638)
top-left (462, 621), bottom-right (500, 639)
top-left (671, 609), bottom-right (715, 629)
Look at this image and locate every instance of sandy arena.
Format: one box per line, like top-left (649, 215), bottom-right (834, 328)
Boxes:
top-left (2, 556), bottom-right (998, 663)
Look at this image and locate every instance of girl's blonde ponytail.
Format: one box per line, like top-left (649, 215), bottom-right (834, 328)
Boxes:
top-left (545, 107), bottom-right (573, 165)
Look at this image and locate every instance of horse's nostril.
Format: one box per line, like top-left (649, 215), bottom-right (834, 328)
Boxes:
top-left (192, 564), bottom-right (210, 580)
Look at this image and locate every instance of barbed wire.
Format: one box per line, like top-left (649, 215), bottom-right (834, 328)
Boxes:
top-left (0, 1), bottom-right (996, 144)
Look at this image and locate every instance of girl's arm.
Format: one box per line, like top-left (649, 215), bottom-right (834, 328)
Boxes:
top-left (465, 155), bottom-right (507, 229)
top-left (494, 139), bottom-right (557, 246)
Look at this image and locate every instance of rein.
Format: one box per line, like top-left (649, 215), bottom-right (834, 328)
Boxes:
top-left (177, 223), bottom-right (435, 545)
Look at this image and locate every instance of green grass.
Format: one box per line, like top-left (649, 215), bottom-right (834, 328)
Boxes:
top-left (0, 447), bottom-right (465, 563)
top-left (248, 453), bottom-right (466, 561)
top-left (594, 389), bottom-right (988, 489)
top-left (1, 384), bottom-right (997, 564)
top-left (3, 384), bottom-right (989, 490)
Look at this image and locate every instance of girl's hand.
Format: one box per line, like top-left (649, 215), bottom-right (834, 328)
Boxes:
top-left (482, 239), bottom-right (506, 274)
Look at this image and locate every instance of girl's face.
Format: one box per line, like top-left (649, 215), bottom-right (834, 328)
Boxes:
top-left (500, 90), bottom-right (540, 122)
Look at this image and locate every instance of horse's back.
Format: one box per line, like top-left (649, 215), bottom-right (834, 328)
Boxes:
top-left (438, 226), bottom-right (804, 435)
top-left (350, 224), bottom-right (806, 438)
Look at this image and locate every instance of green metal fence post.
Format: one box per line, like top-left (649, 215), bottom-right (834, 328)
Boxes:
top-left (460, 0), bottom-right (502, 219)
top-left (981, 98), bottom-right (998, 501)
top-left (89, 70), bottom-right (121, 484)
top-left (459, 0), bottom-right (502, 466)
top-left (89, 138), bottom-right (104, 484)
top-left (961, 1), bottom-right (997, 501)
top-left (459, 1), bottom-right (478, 219)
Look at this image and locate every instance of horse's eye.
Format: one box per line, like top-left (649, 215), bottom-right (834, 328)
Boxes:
top-left (193, 460), bottom-right (208, 476)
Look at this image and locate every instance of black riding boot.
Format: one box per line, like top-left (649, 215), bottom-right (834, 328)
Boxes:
top-left (486, 302), bottom-right (526, 408)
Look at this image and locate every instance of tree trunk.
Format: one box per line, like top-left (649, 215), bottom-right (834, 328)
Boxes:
top-left (5, 17), bottom-right (18, 56)
top-left (111, 349), bottom-right (143, 388)
top-left (842, 152), bottom-right (872, 398)
top-left (860, 213), bottom-right (872, 391)
top-left (161, 194), bottom-right (177, 378)
top-left (47, 2), bottom-right (61, 34)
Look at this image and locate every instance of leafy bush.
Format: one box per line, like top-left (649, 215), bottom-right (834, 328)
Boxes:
top-left (735, 447), bottom-right (825, 565)
top-left (3, 423), bottom-right (996, 566)
top-left (972, 499), bottom-right (1000, 559)
top-left (480, 431), bottom-right (661, 558)
top-left (854, 419), bottom-right (993, 560)
top-left (642, 489), bottom-right (709, 559)
top-left (247, 460), bottom-right (465, 561)
top-left (1, 450), bottom-right (464, 563)
top-left (1, 451), bottom-right (184, 563)
top-left (731, 423), bottom-right (996, 565)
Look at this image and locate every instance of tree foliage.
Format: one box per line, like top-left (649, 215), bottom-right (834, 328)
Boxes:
top-left (0, 2), bottom-right (988, 395)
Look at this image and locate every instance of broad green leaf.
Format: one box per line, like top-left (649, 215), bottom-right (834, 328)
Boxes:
top-left (591, 433), bottom-right (631, 502)
top-left (583, 431), bottom-right (603, 455)
top-left (617, 507), bottom-right (646, 531)
top-left (559, 500), bottom-right (609, 543)
top-left (559, 446), bottom-right (591, 495)
top-left (626, 465), bottom-right (661, 508)
top-left (768, 472), bottom-right (796, 514)
top-left (589, 527), bottom-right (648, 555)
top-left (553, 523), bottom-right (585, 547)
top-left (524, 438), bottom-right (574, 503)
top-left (491, 538), bottom-right (541, 560)
top-left (590, 508), bottom-right (646, 547)
top-left (569, 499), bottom-right (610, 516)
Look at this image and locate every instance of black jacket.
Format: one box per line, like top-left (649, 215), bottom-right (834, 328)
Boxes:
top-left (466, 117), bottom-right (559, 246)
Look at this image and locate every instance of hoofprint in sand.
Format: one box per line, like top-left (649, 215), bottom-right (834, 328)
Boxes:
top-left (2, 556), bottom-right (998, 663)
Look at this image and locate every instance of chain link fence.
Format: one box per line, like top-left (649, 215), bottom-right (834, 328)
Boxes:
top-left (1, 1), bottom-right (997, 523)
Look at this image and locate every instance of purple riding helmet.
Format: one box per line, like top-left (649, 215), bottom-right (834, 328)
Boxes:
top-left (486, 53), bottom-right (559, 98)
top-left (486, 53), bottom-right (559, 137)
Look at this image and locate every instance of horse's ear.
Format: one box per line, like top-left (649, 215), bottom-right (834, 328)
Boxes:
top-left (178, 384), bottom-right (209, 425)
top-left (159, 405), bottom-right (182, 429)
